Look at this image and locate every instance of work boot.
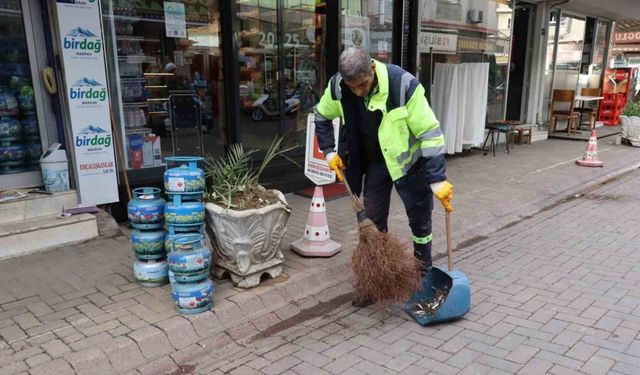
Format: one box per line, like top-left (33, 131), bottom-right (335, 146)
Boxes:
top-left (351, 295), bottom-right (374, 308)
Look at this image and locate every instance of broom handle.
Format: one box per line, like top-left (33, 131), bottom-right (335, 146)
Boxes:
top-left (446, 210), bottom-right (453, 271)
top-left (338, 168), bottom-right (364, 211)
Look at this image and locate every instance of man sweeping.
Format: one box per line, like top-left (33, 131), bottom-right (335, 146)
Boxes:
top-left (314, 47), bottom-right (454, 307)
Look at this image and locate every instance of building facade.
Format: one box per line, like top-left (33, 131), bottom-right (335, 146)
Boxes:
top-left (0, 0), bottom-right (636, 216)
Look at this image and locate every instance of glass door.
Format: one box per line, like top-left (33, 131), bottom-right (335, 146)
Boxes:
top-left (233, 0), bottom-right (325, 151)
top-left (102, 0), bottom-right (227, 169)
top-left (234, 0), bottom-right (281, 149)
top-left (0, 0), bottom-right (54, 190)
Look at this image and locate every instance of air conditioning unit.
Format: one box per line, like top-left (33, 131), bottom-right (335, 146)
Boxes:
top-left (467, 9), bottom-right (483, 24)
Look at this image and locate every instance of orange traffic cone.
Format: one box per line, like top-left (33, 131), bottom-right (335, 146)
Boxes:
top-left (291, 186), bottom-right (342, 257)
top-left (576, 130), bottom-right (604, 167)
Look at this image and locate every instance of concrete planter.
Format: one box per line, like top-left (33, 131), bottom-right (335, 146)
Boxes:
top-left (619, 115), bottom-right (640, 147)
top-left (205, 189), bottom-right (291, 288)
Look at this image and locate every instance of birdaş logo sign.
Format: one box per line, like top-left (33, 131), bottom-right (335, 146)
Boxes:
top-left (75, 125), bottom-right (112, 150)
top-left (64, 27), bottom-right (101, 54)
top-left (69, 77), bottom-right (107, 103)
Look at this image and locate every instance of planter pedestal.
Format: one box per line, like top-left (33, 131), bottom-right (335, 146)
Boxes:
top-left (212, 259), bottom-right (282, 288)
top-left (205, 190), bottom-right (290, 288)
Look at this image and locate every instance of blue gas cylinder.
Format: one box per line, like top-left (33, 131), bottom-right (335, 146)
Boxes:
top-left (165, 200), bottom-right (205, 229)
top-left (167, 234), bottom-right (211, 282)
top-left (164, 156), bottom-right (205, 196)
top-left (128, 187), bottom-right (166, 229)
top-left (133, 259), bottom-right (169, 287)
top-left (130, 229), bottom-right (165, 260)
top-left (171, 277), bottom-right (214, 314)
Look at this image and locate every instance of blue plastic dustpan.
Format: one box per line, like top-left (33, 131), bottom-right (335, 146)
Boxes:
top-left (405, 211), bottom-right (470, 326)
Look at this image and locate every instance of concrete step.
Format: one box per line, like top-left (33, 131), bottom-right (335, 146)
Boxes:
top-left (0, 213), bottom-right (98, 259)
top-left (0, 190), bottom-right (78, 225)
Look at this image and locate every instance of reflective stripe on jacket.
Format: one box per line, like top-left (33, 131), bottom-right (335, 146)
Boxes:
top-left (314, 60), bottom-right (445, 182)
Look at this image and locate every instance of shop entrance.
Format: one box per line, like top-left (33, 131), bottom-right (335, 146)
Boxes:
top-left (0, 0), bottom-right (57, 190)
top-left (505, 2), bottom-right (534, 121)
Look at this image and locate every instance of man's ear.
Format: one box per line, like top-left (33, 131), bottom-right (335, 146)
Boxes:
top-left (371, 61), bottom-right (376, 74)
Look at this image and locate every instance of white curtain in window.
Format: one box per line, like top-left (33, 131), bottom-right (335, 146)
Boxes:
top-left (431, 62), bottom-right (489, 154)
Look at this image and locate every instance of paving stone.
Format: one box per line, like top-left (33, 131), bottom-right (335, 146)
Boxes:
top-left (581, 355), bottom-right (616, 375)
top-left (25, 353), bottom-right (51, 368)
top-left (291, 361), bottom-right (333, 375)
top-left (128, 325), bottom-right (173, 359)
top-left (155, 316), bottom-right (199, 349)
top-left (0, 324), bottom-right (26, 343)
top-left (261, 356), bottom-right (302, 375)
top-left (101, 335), bottom-right (146, 372)
top-left (28, 359), bottom-right (75, 375)
top-left (42, 339), bottom-right (71, 359)
top-left (385, 351), bottom-right (420, 372)
top-left (137, 356), bottom-right (178, 375)
top-left (63, 347), bottom-right (113, 375)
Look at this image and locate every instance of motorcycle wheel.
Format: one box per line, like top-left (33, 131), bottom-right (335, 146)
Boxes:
top-left (251, 108), bottom-right (264, 121)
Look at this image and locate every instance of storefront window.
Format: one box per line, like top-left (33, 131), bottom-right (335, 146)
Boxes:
top-left (552, 15), bottom-right (586, 92)
top-left (0, 0), bottom-right (42, 176)
top-left (234, 0), bottom-right (324, 150)
top-left (417, 0), bottom-right (513, 153)
top-left (102, 0), bottom-right (226, 170)
top-left (341, 0), bottom-right (394, 63)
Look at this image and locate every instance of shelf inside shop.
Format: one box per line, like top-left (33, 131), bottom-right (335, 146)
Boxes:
top-left (0, 7), bottom-right (21, 17)
top-left (118, 55), bottom-right (157, 64)
top-left (147, 97), bottom-right (169, 102)
top-left (145, 85), bottom-right (167, 89)
top-left (125, 127), bottom-right (152, 133)
top-left (122, 102), bottom-right (149, 107)
top-left (120, 77), bottom-right (146, 82)
top-left (143, 72), bottom-right (174, 77)
top-left (115, 35), bottom-right (160, 43)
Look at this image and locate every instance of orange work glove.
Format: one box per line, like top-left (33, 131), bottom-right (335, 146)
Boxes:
top-left (326, 152), bottom-right (345, 181)
top-left (431, 180), bottom-right (453, 212)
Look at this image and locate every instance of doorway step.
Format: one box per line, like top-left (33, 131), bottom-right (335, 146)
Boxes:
top-left (0, 190), bottom-right (98, 259)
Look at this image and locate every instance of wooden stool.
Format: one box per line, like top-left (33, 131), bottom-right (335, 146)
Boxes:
top-left (514, 126), bottom-right (532, 144)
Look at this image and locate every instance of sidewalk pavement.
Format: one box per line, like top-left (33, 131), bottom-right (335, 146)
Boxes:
top-left (0, 137), bottom-right (638, 374)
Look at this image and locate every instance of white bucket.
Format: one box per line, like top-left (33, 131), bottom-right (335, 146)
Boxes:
top-left (40, 143), bottom-right (70, 192)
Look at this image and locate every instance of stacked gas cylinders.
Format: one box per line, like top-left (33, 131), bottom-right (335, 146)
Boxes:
top-left (127, 187), bottom-right (169, 287)
top-left (163, 156), bottom-right (214, 314)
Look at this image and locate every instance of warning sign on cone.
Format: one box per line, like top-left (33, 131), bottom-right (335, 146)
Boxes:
top-left (291, 186), bottom-right (341, 257)
top-left (576, 130), bottom-right (604, 167)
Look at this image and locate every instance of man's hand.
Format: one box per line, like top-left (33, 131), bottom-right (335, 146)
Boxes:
top-left (431, 180), bottom-right (453, 212)
top-left (326, 152), bottom-right (345, 181)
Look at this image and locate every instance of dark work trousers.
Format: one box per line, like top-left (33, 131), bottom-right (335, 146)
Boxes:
top-left (362, 159), bottom-right (434, 274)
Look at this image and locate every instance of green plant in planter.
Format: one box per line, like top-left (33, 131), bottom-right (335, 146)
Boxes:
top-left (204, 137), bottom-right (296, 210)
top-left (622, 100), bottom-right (640, 117)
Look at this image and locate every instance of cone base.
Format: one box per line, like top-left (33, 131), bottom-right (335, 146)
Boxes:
top-left (291, 238), bottom-right (342, 257)
top-left (576, 158), bottom-right (604, 167)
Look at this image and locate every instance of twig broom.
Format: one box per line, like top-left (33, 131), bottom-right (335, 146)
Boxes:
top-left (339, 169), bottom-right (422, 305)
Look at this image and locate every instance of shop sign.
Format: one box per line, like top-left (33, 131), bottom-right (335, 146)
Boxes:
top-left (304, 114), bottom-right (340, 186)
top-left (457, 37), bottom-right (492, 52)
top-left (418, 31), bottom-right (458, 53)
top-left (56, 0), bottom-right (118, 205)
top-left (164, 2), bottom-right (187, 38)
top-left (369, 31), bottom-right (392, 57)
top-left (614, 31), bottom-right (640, 44)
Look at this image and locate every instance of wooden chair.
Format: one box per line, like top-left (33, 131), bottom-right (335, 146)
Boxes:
top-left (576, 87), bottom-right (601, 130)
top-left (550, 89), bottom-right (580, 134)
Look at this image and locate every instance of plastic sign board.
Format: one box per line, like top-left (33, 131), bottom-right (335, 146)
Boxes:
top-left (304, 113), bottom-right (340, 186)
top-left (56, 0), bottom-right (118, 205)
